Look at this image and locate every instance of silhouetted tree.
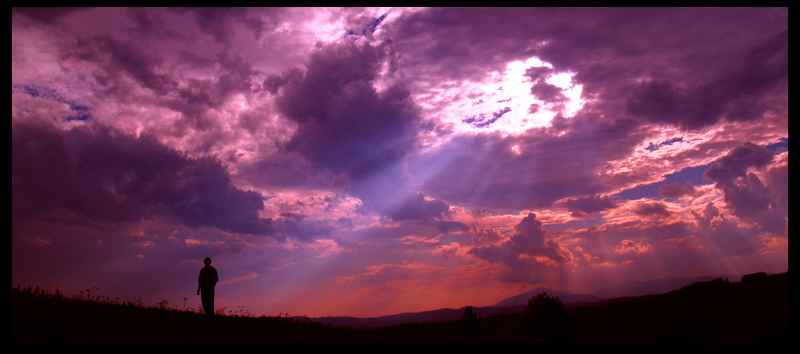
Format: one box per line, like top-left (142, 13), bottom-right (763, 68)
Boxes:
top-left (522, 291), bottom-right (575, 339)
top-left (460, 306), bottom-right (481, 335)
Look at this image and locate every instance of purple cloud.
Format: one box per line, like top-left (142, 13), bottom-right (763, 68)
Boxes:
top-left (470, 213), bottom-right (571, 284)
top-left (624, 30), bottom-right (787, 131)
top-left (563, 195), bottom-right (617, 217)
top-left (658, 182), bottom-right (700, 200)
top-left (269, 39), bottom-right (451, 222)
top-left (631, 201), bottom-right (671, 218)
top-left (273, 40), bottom-right (415, 177)
top-left (703, 142), bottom-right (786, 235)
top-left (12, 119), bottom-right (272, 236)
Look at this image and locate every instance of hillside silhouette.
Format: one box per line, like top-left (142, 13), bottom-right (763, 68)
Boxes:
top-left (305, 273), bottom-right (754, 327)
top-left (13, 271), bottom-right (787, 342)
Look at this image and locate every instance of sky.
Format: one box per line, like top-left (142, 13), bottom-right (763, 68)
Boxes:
top-left (12, 7), bottom-right (788, 318)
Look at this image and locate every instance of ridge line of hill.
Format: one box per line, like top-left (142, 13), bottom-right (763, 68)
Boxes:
top-left (300, 272), bottom-right (751, 327)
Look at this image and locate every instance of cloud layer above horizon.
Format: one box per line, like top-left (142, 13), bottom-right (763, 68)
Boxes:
top-left (12, 7), bottom-right (787, 318)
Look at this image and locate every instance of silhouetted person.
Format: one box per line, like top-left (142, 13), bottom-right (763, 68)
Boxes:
top-left (197, 257), bottom-right (218, 317)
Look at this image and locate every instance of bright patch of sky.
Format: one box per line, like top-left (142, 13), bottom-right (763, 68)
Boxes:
top-left (425, 56), bottom-right (584, 137)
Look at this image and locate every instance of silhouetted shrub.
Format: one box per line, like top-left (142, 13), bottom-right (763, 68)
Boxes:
top-left (741, 272), bottom-right (769, 283)
top-left (678, 277), bottom-right (730, 297)
top-left (522, 291), bottom-right (575, 339)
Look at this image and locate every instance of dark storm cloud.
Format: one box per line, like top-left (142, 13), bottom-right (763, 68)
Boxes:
top-left (703, 142), bottom-right (786, 235)
top-left (272, 40), bottom-right (413, 176)
top-left (541, 9), bottom-right (788, 126)
top-left (270, 39), bottom-right (450, 221)
top-left (704, 142), bottom-right (775, 186)
top-left (563, 195), bottom-right (617, 217)
top-left (624, 29), bottom-right (787, 130)
top-left (12, 119), bottom-right (272, 236)
top-left (631, 201), bottom-right (671, 218)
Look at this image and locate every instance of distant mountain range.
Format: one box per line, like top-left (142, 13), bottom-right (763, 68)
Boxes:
top-left (494, 274), bottom-right (741, 308)
top-left (303, 274), bottom-right (742, 327)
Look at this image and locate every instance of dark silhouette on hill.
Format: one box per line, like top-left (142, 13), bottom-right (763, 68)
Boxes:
top-left (493, 274), bottom-right (730, 308)
top-left (306, 273), bottom-right (753, 327)
top-left (12, 271), bottom-right (787, 342)
top-left (460, 306), bottom-right (481, 336)
top-left (522, 291), bottom-right (576, 340)
top-left (197, 257), bottom-right (218, 317)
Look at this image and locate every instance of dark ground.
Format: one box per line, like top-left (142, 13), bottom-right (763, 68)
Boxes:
top-left (12, 271), bottom-right (788, 342)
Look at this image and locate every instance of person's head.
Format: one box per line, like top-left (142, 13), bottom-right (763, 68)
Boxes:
top-left (204, 257), bottom-right (212, 266)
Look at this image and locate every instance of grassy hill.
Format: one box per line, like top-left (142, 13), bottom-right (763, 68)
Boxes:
top-left (12, 271), bottom-right (788, 342)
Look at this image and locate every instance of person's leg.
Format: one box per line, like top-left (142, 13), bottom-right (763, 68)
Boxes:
top-left (201, 287), bottom-right (215, 316)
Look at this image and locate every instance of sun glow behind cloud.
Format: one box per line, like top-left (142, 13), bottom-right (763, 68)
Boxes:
top-left (423, 56), bottom-right (585, 137)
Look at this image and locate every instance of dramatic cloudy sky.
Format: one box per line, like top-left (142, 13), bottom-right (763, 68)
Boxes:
top-left (12, 7), bottom-right (788, 318)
